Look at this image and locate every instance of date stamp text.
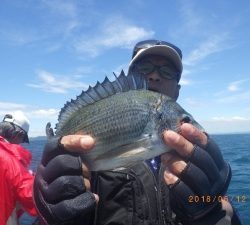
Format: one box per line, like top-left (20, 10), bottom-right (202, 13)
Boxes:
top-left (188, 195), bottom-right (248, 203)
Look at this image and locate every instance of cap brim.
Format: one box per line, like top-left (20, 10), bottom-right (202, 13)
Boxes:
top-left (129, 45), bottom-right (183, 75)
top-left (23, 133), bottom-right (29, 143)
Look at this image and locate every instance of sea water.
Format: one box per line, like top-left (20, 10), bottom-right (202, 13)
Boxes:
top-left (212, 134), bottom-right (250, 224)
top-left (20, 134), bottom-right (250, 225)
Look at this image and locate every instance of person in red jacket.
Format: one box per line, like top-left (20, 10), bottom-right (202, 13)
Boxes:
top-left (0, 111), bottom-right (37, 225)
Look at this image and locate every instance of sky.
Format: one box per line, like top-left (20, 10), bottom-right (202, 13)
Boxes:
top-left (1, 0), bottom-right (250, 137)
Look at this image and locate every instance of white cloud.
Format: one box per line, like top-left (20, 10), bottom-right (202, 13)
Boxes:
top-left (180, 78), bottom-right (192, 86)
top-left (211, 116), bottom-right (250, 121)
top-left (0, 103), bottom-right (30, 123)
top-left (41, 0), bottom-right (78, 18)
top-left (228, 82), bottom-right (239, 92)
top-left (178, 68), bottom-right (194, 85)
top-left (183, 98), bottom-right (204, 107)
top-left (183, 34), bottom-right (230, 66)
top-left (40, 0), bottom-right (80, 38)
top-left (0, 1), bottom-right (80, 48)
top-left (0, 28), bottom-right (50, 46)
top-left (0, 102), bottom-right (59, 121)
top-left (28, 108), bottom-right (59, 119)
top-left (179, 1), bottom-right (202, 33)
top-left (214, 78), bottom-right (250, 97)
top-left (228, 79), bottom-right (249, 92)
top-left (27, 70), bottom-right (89, 93)
top-left (201, 116), bottom-right (250, 134)
top-left (74, 16), bottom-right (154, 57)
top-left (0, 102), bottom-right (27, 112)
top-left (100, 18), bottom-right (153, 48)
top-left (1, 3), bottom-right (153, 56)
top-left (216, 91), bottom-right (250, 103)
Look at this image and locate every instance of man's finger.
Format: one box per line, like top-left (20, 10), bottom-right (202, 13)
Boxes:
top-left (50, 192), bottom-right (98, 220)
top-left (161, 153), bottom-right (187, 175)
top-left (164, 168), bottom-right (179, 185)
top-left (163, 130), bottom-right (193, 158)
top-left (82, 163), bottom-right (91, 179)
top-left (43, 154), bottom-right (82, 182)
top-left (84, 178), bottom-right (91, 190)
top-left (61, 135), bottom-right (95, 153)
top-left (180, 123), bottom-right (207, 146)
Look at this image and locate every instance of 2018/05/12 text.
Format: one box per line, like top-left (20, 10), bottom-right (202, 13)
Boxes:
top-left (188, 195), bottom-right (247, 203)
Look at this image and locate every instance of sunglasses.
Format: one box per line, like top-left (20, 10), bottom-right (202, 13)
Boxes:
top-left (132, 39), bottom-right (182, 59)
top-left (14, 129), bottom-right (26, 142)
top-left (134, 61), bottom-right (178, 81)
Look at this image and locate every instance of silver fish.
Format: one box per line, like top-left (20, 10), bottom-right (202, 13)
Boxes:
top-left (55, 71), bottom-right (204, 171)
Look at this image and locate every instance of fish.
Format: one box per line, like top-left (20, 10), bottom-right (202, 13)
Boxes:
top-left (55, 71), bottom-right (204, 171)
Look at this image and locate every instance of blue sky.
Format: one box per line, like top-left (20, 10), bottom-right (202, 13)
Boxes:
top-left (1, 0), bottom-right (250, 137)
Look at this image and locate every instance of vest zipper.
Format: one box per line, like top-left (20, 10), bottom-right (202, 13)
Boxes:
top-left (143, 162), bottom-right (166, 225)
top-left (159, 165), bottom-right (167, 225)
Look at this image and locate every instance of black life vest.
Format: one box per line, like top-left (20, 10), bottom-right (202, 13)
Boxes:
top-left (91, 161), bottom-right (180, 225)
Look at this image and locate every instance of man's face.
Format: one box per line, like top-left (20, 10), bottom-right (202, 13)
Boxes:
top-left (10, 126), bottom-right (26, 144)
top-left (10, 135), bottom-right (24, 144)
top-left (134, 55), bottom-right (180, 100)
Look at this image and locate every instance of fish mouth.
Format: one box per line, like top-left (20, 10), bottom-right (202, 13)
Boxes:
top-left (148, 83), bottom-right (163, 93)
top-left (148, 87), bottom-right (159, 92)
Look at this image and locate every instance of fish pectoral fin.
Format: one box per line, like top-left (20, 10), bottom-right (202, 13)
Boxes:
top-left (94, 137), bottom-right (153, 161)
top-left (117, 146), bottom-right (148, 158)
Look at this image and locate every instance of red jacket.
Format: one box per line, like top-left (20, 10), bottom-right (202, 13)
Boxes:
top-left (0, 136), bottom-right (37, 225)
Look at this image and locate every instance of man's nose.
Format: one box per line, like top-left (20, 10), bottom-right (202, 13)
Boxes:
top-left (146, 70), bottom-right (161, 82)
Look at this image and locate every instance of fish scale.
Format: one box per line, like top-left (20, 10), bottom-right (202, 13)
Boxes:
top-left (55, 71), bottom-right (203, 171)
top-left (58, 91), bottom-right (153, 144)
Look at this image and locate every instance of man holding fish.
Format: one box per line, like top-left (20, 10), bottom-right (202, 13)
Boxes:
top-left (33, 40), bottom-right (242, 225)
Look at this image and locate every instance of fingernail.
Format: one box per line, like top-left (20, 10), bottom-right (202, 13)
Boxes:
top-left (164, 130), bottom-right (178, 143)
top-left (181, 123), bottom-right (195, 135)
top-left (164, 168), bottom-right (172, 178)
top-left (164, 169), bottom-right (178, 185)
top-left (80, 136), bottom-right (95, 149)
top-left (94, 193), bottom-right (99, 203)
top-left (164, 169), bottom-right (174, 184)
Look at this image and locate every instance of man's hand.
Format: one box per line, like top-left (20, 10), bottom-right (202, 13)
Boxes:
top-left (161, 123), bottom-right (232, 221)
top-left (33, 128), bottom-right (99, 225)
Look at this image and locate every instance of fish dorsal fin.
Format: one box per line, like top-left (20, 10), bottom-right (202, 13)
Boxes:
top-left (55, 71), bottom-right (147, 133)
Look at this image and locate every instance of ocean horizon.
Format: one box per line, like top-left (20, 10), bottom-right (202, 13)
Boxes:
top-left (28, 131), bottom-right (250, 139)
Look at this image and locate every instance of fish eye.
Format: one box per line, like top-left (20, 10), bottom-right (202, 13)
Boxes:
top-left (181, 115), bottom-right (191, 123)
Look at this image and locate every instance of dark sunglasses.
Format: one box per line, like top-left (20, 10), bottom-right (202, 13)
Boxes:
top-left (132, 39), bottom-right (182, 59)
top-left (134, 61), bottom-right (178, 81)
top-left (14, 129), bottom-right (26, 142)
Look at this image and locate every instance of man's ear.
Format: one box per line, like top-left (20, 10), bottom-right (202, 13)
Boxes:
top-left (174, 84), bottom-right (181, 100)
